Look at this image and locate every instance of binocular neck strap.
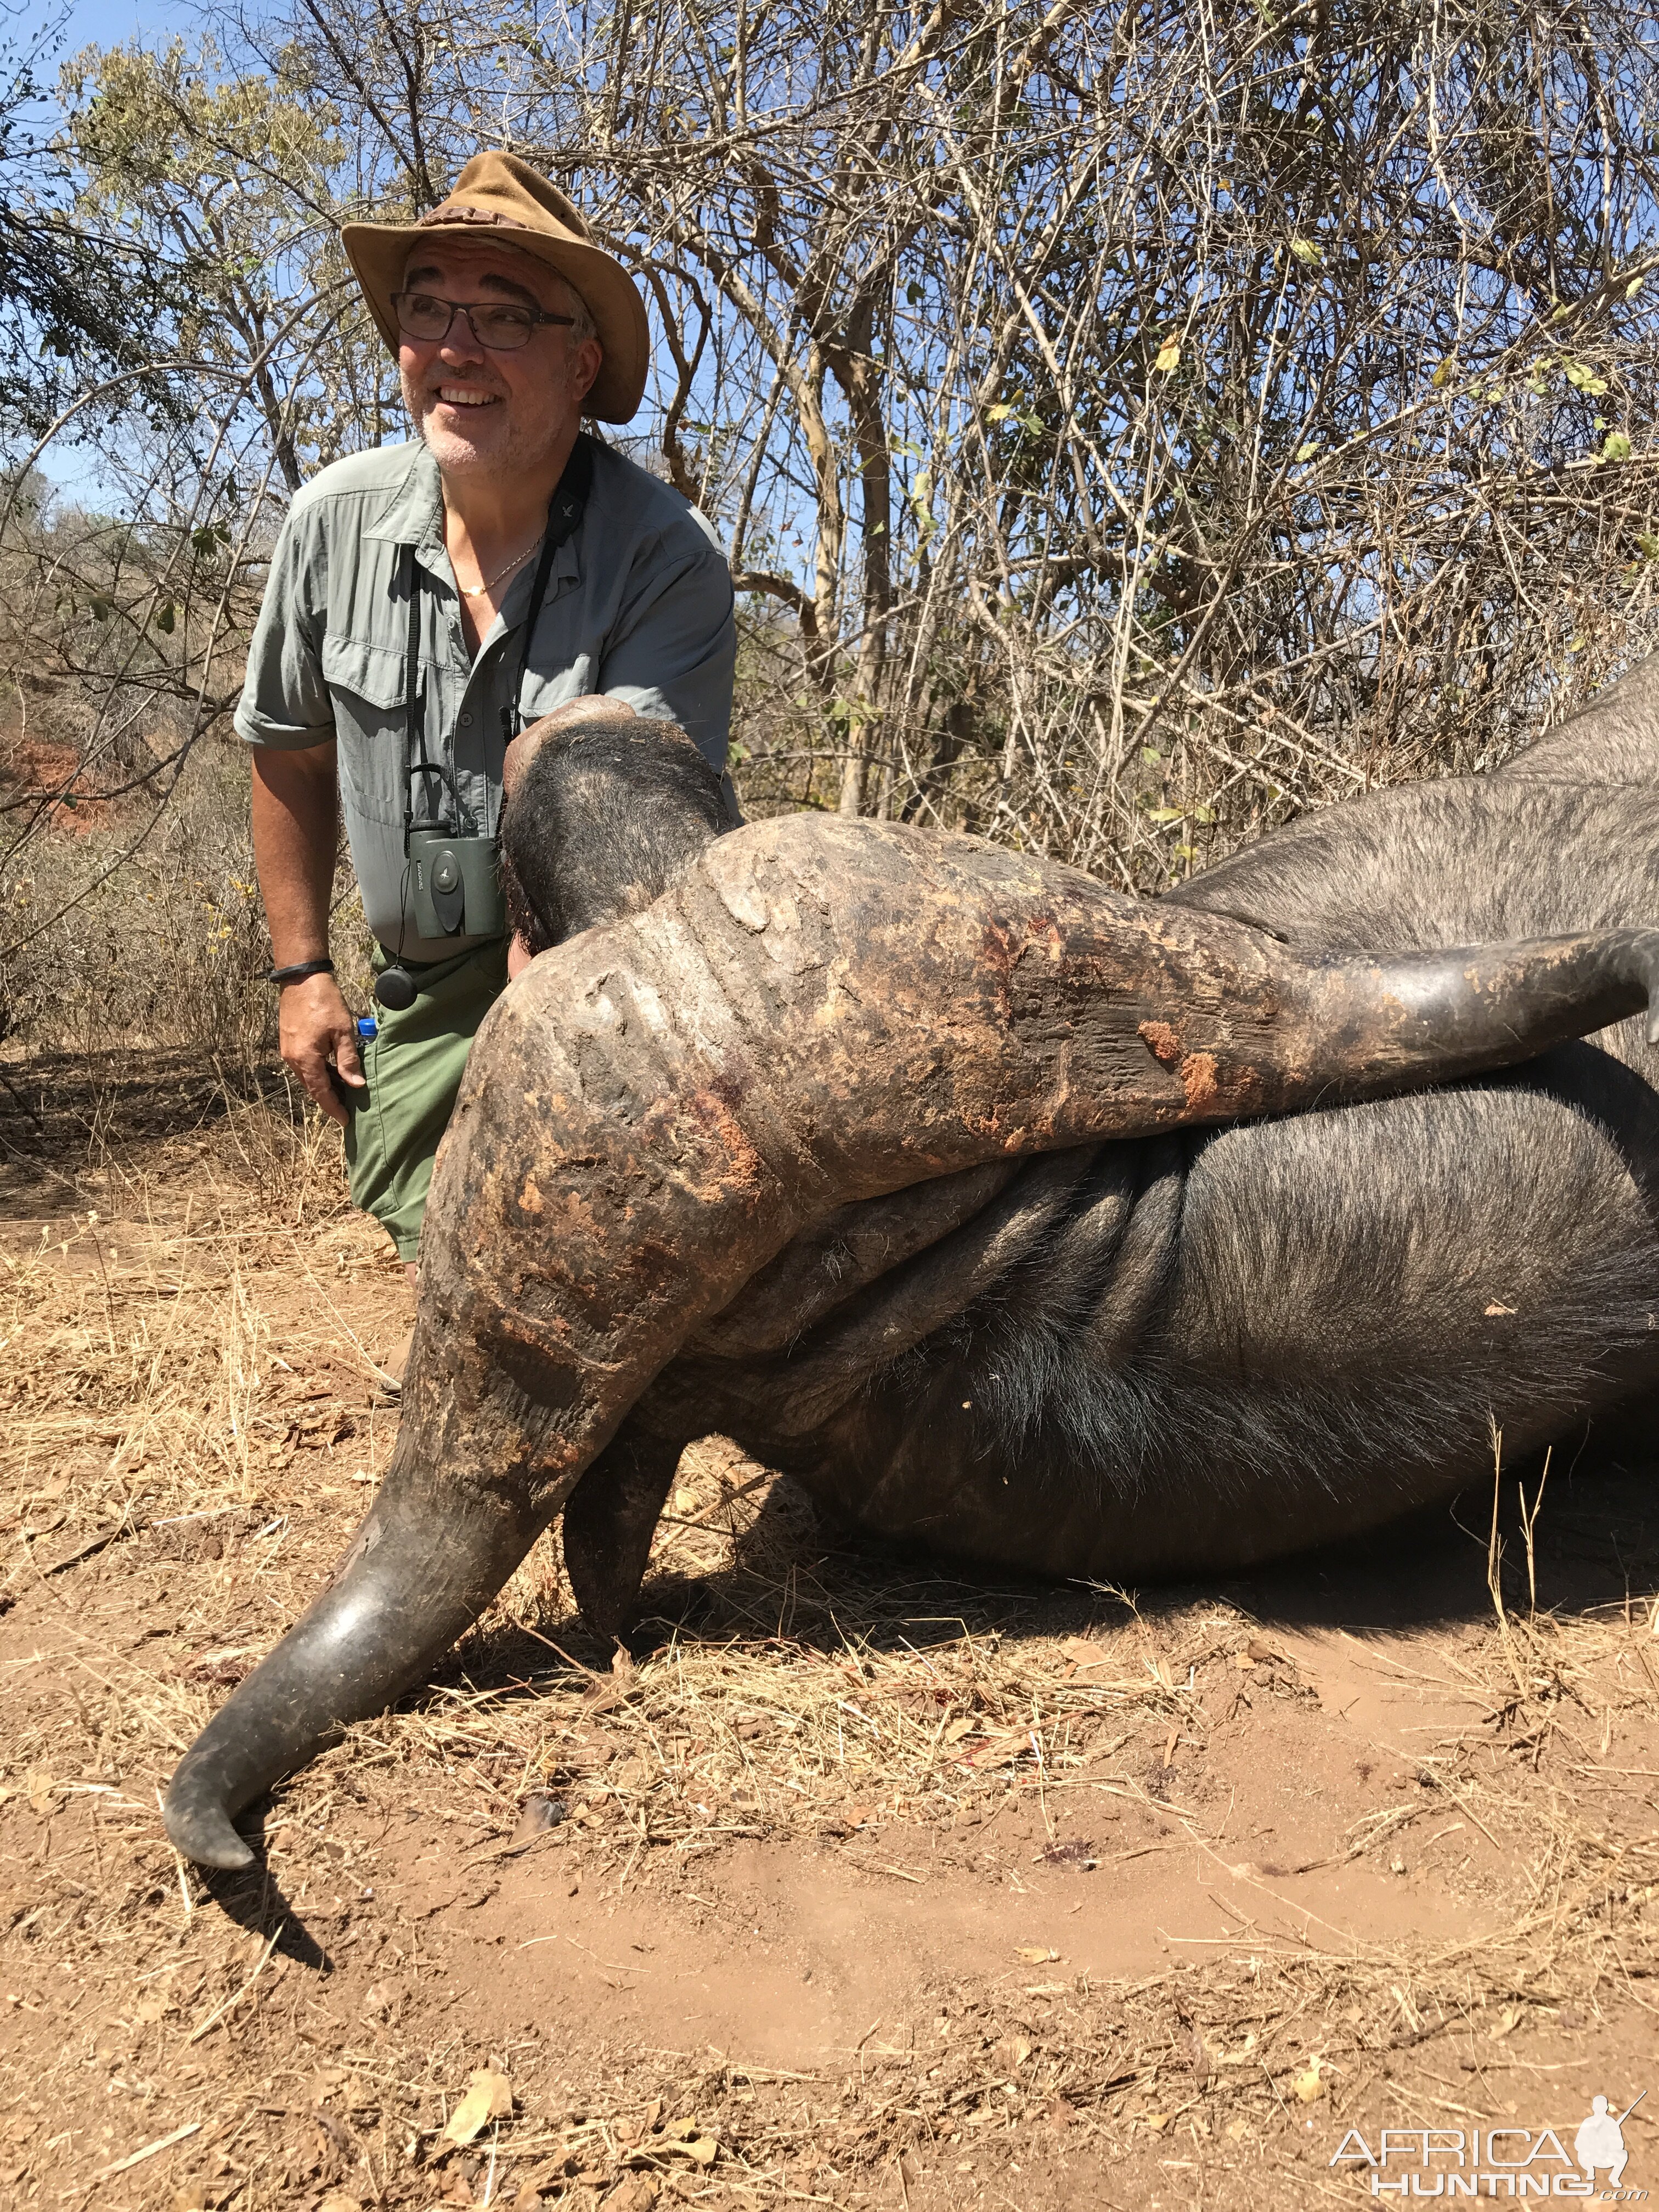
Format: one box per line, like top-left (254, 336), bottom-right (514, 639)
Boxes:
top-left (507, 432), bottom-right (596, 742)
top-left (400, 433), bottom-right (596, 850)
top-left (402, 542), bottom-right (476, 843)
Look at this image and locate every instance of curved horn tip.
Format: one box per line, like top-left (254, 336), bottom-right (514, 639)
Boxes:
top-left (162, 1773), bottom-right (258, 1871)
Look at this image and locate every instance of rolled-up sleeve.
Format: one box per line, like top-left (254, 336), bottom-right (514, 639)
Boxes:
top-left (597, 522), bottom-right (736, 774)
top-left (233, 504), bottom-right (334, 750)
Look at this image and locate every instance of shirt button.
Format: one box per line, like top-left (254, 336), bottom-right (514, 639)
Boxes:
top-left (459, 712), bottom-right (473, 727)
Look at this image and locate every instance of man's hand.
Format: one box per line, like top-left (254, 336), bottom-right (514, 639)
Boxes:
top-left (280, 972), bottom-right (365, 1128)
top-left (251, 743), bottom-right (363, 1124)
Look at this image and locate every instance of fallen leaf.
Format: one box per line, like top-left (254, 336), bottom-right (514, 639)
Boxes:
top-left (442, 2068), bottom-right (514, 2147)
top-left (1062, 1637), bottom-right (1109, 1667)
top-left (1485, 1301), bottom-right (1516, 1316)
top-left (1049, 2097), bottom-right (1076, 2129)
top-left (1143, 2110), bottom-right (1172, 2132)
top-left (317, 2196), bottom-right (363, 2212)
top-left (361, 1981), bottom-right (394, 2018)
top-left (1232, 1651), bottom-right (1255, 1669)
top-left (605, 2179), bottom-right (660, 2211)
top-left (1292, 2062), bottom-right (1327, 2103)
top-left (995, 2035), bottom-right (1033, 2072)
top-left (1245, 1637), bottom-right (1279, 1663)
top-left (610, 2176), bottom-right (663, 2212)
top-left (967, 1734), bottom-right (1031, 1769)
top-left (510, 2189), bottom-right (541, 2212)
top-left (133, 1994), bottom-right (170, 2024)
top-left (943, 1716), bottom-right (975, 1743)
top-left (1015, 1945), bottom-right (1060, 1964)
top-left (661, 2118), bottom-right (718, 2166)
top-left (25, 1767), bottom-right (53, 1815)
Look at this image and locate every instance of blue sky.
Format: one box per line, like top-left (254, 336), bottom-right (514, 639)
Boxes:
top-left (51, 0), bottom-right (194, 55)
top-left (31, 0), bottom-right (195, 500)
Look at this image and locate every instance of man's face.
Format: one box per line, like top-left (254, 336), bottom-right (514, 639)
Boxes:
top-left (397, 238), bottom-right (603, 483)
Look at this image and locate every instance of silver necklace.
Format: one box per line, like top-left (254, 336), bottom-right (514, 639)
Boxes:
top-left (455, 532), bottom-right (544, 600)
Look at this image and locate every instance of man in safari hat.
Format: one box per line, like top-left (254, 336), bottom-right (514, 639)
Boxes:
top-left (235, 151), bottom-right (735, 1280)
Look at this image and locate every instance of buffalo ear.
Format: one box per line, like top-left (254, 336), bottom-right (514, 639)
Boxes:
top-left (561, 1420), bottom-right (682, 1641)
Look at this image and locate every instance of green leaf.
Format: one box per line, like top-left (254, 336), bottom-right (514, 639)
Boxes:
top-left (1628, 274), bottom-right (1646, 298)
top-left (1635, 533), bottom-right (1659, 560)
top-left (1154, 338), bottom-right (1181, 374)
top-left (1601, 431), bottom-right (1633, 462)
top-left (1147, 805), bottom-right (1183, 823)
top-left (1288, 238), bottom-right (1321, 266)
top-left (1431, 357), bottom-right (1455, 389)
top-left (985, 402), bottom-right (1014, 422)
top-left (1295, 441), bottom-right (1321, 462)
top-left (155, 601), bottom-right (176, 633)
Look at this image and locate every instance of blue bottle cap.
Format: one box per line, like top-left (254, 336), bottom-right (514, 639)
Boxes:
top-left (356, 1016), bottom-right (378, 1041)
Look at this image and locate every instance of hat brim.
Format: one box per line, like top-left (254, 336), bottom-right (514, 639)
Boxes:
top-left (341, 220), bottom-right (651, 424)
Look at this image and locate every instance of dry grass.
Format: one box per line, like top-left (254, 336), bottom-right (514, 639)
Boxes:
top-left (2, 1074), bottom-right (1658, 2208)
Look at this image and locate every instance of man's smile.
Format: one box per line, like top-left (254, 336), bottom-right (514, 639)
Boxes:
top-left (435, 383), bottom-right (502, 408)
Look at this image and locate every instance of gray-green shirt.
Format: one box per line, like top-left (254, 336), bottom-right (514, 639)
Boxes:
top-left (234, 437), bottom-right (736, 962)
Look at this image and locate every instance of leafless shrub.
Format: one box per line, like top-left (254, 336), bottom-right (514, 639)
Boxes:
top-left (6, 0), bottom-right (1659, 1037)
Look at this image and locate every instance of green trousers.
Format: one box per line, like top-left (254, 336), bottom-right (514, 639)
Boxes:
top-left (343, 939), bottom-right (509, 1263)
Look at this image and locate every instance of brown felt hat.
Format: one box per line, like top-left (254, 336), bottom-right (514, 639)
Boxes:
top-left (341, 150), bottom-right (650, 423)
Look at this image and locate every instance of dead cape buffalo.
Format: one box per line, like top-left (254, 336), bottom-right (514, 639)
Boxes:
top-left (163, 673), bottom-right (1659, 1869)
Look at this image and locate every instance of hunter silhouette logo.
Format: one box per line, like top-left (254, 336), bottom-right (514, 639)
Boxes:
top-left (1330, 2090), bottom-right (1647, 2196)
top-left (1576, 2095), bottom-right (1644, 2192)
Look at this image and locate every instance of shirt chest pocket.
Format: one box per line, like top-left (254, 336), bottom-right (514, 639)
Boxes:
top-left (321, 634), bottom-right (408, 828)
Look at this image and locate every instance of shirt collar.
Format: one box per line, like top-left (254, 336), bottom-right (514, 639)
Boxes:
top-left (360, 437), bottom-right (584, 636)
top-left (362, 441), bottom-right (447, 563)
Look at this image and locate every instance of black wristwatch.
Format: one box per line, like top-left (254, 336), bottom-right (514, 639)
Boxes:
top-left (266, 959), bottom-right (335, 986)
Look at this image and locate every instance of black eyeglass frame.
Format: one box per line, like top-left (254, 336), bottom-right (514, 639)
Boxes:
top-left (390, 290), bottom-right (578, 352)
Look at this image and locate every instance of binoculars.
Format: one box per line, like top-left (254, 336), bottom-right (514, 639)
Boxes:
top-left (407, 827), bottom-right (506, 941)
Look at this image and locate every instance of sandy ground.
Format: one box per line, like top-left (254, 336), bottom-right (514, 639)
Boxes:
top-left (1, 1053), bottom-right (1657, 2210)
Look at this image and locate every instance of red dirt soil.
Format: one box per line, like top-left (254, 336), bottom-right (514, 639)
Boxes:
top-left (1, 1060), bottom-right (1656, 2210)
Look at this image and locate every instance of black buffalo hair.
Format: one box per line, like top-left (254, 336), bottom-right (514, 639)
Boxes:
top-left (500, 715), bottom-right (733, 954)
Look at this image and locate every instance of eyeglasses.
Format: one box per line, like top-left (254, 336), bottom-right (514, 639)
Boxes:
top-left (391, 291), bottom-right (577, 352)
